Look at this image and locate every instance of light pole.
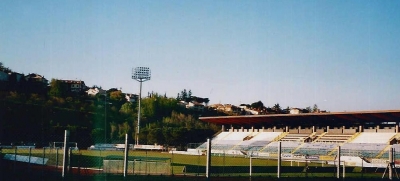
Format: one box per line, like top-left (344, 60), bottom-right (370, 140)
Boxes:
top-left (132, 67), bottom-right (151, 145)
top-left (104, 93), bottom-right (112, 143)
top-left (104, 93), bottom-right (107, 143)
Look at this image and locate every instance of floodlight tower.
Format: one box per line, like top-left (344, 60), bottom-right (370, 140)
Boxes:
top-left (132, 67), bottom-right (151, 145)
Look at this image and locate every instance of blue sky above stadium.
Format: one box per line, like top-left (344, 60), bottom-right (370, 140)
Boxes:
top-left (1, 0), bottom-right (400, 112)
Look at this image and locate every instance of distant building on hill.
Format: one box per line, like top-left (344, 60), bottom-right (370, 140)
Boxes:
top-left (24, 73), bottom-right (49, 94)
top-left (0, 71), bottom-right (9, 81)
top-left (10, 72), bottom-right (24, 83)
top-left (0, 71), bottom-right (25, 91)
top-left (60, 80), bottom-right (87, 95)
top-left (25, 73), bottom-right (49, 85)
top-left (208, 104), bottom-right (246, 115)
top-left (186, 101), bottom-right (205, 112)
top-left (86, 87), bottom-right (106, 96)
top-left (178, 96), bottom-right (209, 112)
top-left (125, 93), bottom-right (138, 103)
top-left (290, 108), bottom-right (304, 114)
top-left (0, 71), bottom-right (10, 82)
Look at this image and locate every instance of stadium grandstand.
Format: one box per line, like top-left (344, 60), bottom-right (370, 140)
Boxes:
top-left (179, 110), bottom-right (400, 167)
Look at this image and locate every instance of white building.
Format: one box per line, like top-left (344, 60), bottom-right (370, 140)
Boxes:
top-left (290, 108), bottom-right (303, 114)
top-left (187, 102), bottom-right (204, 112)
top-left (125, 93), bottom-right (138, 103)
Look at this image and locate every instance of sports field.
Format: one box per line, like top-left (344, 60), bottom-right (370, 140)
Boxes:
top-left (1, 148), bottom-right (389, 180)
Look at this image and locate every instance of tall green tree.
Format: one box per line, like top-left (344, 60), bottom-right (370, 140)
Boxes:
top-left (0, 62), bottom-right (12, 72)
top-left (118, 122), bottom-right (132, 139)
top-left (313, 104), bottom-right (319, 113)
top-left (181, 89), bottom-right (187, 101)
top-left (188, 90), bottom-right (192, 98)
top-left (251, 101), bottom-right (264, 110)
top-left (273, 103), bottom-right (282, 113)
top-left (305, 106), bottom-right (312, 113)
top-left (120, 102), bottom-right (134, 114)
top-left (48, 79), bottom-right (66, 97)
top-left (109, 90), bottom-right (125, 102)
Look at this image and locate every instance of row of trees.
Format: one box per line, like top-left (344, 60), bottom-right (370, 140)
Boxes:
top-left (177, 89), bottom-right (210, 105)
top-left (244, 101), bottom-right (322, 114)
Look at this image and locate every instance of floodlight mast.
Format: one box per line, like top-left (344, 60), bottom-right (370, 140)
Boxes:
top-left (132, 67), bottom-right (151, 145)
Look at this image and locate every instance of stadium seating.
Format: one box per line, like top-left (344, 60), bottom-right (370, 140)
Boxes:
top-left (279, 133), bottom-right (311, 142)
top-left (340, 143), bottom-right (388, 157)
top-left (211, 132), bottom-right (252, 151)
top-left (192, 126), bottom-right (400, 159)
top-left (231, 132), bottom-right (282, 151)
top-left (380, 144), bottom-right (400, 158)
top-left (314, 133), bottom-right (354, 143)
top-left (196, 131), bottom-right (284, 154)
top-left (260, 141), bottom-right (302, 153)
top-left (350, 132), bottom-right (396, 143)
top-left (294, 142), bottom-right (338, 155)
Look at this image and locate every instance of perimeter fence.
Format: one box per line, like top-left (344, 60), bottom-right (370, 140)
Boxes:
top-left (1, 133), bottom-right (400, 180)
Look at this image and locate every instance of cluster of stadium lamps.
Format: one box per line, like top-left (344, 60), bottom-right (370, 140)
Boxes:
top-left (132, 67), bottom-right (151, 145)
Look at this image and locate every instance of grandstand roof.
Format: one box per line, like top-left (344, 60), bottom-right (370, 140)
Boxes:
top-left (199, 110), bottom-right (400, 126)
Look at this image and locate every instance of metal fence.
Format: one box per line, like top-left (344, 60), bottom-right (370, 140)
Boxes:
top-left (1, 132), bottom-right (400, 180)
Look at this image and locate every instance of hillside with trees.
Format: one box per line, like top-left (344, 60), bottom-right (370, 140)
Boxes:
top-left (0, 89), bottom-right (221, 149)
top-left (0, 62), bottom-right (326, 149)
top-left (0, 62), bottom-right (220, 149)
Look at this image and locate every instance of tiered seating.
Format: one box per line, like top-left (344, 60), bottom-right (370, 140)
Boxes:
top-left (211, 132), bottom-right (252, 151)
top-left (193, 128), bottom-right (398, 158)
top-left (340, 143), bottom-right (387, 158)
top-left (223, 132), bottom-right (252, 140)
top-left (196, 142), bottom-right (207, 150)
top-left (210, 132), bottom-right (230, 143)
top-left (196, 131), bottom-right (230, 149)
top-left (339, 133), bottom-right (397, 158)
top-left (279, 133), bottom-right (310, 142)
top-left (232, 132), bottom-right (282, 151)
top-left (252, 132), bottom-right (283, 141)
top-left (294, 142), bottom-right (338, 155)
top-left (351, 133), bottom-right (395, 143)
top-left (260, 141), bottom-right (302, 153)
top-left (380, 144), bottom-right (400, 158)
top-left (315, 133), bottom-right (353, 143)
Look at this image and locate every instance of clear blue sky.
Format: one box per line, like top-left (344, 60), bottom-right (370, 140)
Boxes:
top-left (1, 0), bottom-right (400, 112)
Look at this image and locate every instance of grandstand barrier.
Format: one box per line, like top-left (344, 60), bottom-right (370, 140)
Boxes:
top-left (87, 144), bottom-right (164, 151)
top-left (364, 127), bottom-right (377, 133)
top-left (103, 160), bottom-right (171, 175)
top-left (343, 129), bottom-right (356, 134)
top-left (3, 154), bottom-right (48, 165)
top-left (88, 144), bottom-right (128, 150)
top-left (134, 144), bottom-right (164, 150)
top-left (169, 149), bottom-right (204, 156)
top-left (15, 146), bottom-right (36, 149)
top-left (299, 128), bottom-right (313, 134)
top-left (377, 127), bottom-right (396, 133)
